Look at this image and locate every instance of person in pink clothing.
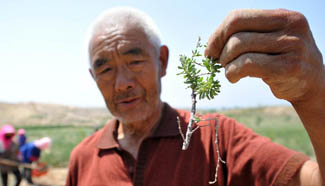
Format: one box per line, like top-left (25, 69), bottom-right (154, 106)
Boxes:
top-left (0, 124), bottom-right (21, 186)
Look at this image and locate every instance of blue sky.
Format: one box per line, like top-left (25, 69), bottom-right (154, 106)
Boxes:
top-left (1, 0), bottom-right (324, 109)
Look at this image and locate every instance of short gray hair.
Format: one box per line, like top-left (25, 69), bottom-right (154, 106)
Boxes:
top-left (86, 7), bottom-right (162, 62)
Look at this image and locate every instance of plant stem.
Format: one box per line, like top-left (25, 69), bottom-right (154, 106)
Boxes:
top-left (209, 118), bottom-right (226, 184)
top-left (182, 91), bottom-right (197, 150)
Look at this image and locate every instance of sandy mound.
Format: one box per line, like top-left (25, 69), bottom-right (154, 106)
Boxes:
top-left (0, 102), bottom-right (111, 126)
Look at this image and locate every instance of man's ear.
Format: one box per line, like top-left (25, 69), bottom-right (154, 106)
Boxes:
top-left (89, 68), bottom-right (95, 80)
top-left (159, 45), bottom-right (169, 77)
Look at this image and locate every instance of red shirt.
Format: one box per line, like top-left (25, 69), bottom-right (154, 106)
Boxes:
top-left (66, 103), bottom-right (308, 186)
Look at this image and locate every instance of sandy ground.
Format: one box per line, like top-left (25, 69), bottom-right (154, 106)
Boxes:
top-left (8, 168), bottom-right (67, 186)
top-left (0, 102), bottom-right (111, 126)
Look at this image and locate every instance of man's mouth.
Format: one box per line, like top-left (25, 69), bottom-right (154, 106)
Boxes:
top-left (116, 97), bottom-right (141, 109)
top-left (119, 97), bottom-right (138, 104)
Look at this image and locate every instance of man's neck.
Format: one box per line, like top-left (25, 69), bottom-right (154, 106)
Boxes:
top-left (117, 102), bottom-right (164, 158)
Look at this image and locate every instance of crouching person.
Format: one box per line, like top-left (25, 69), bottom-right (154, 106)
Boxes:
top-left (20, 137), bottom-right (51, 185)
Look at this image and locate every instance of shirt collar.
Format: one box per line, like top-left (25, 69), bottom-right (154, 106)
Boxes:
top-left (150, 103), bottom-right (188, 138)
top-left (96, 118), bottom-right (119, 149)
top-left (96, 103), bottom-right (189, 150)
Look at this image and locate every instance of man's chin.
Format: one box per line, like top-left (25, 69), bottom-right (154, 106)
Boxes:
top-left (116, 112), bottom-right (150, 124)
top-left (110, 99), bottom-right (162, 124)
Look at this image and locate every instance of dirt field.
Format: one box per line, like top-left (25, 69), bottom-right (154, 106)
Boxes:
top-left (0, 102), bottom-right (111, 126)
top-left (8, 168), bottom-right (67, 186)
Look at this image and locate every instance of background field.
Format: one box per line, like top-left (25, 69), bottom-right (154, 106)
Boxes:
top-left (0, 102), bottom-right (314, 168)
top-left (216, 106), bottom-right (314, 158)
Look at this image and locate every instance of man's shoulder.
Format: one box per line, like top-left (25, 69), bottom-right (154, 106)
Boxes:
top-left (70, 124), bottom-right (107, 159)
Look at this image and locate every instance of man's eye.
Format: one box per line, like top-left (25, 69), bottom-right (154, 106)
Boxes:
top-left (100, 67), bottom-right (112, 74)
top-left (130, 61), bottom-right (144, 66)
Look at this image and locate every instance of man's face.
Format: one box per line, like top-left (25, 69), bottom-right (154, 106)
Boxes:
top-left (89, 24), bottom-right (167, 123)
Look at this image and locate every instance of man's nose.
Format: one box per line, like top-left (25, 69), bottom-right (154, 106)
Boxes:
top-left (114, 68), bottom-right (135, 92)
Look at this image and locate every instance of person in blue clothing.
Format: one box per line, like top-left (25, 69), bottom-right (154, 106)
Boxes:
top-left (17, 128), bottom-right (26, 148)
top-left (20, 137), bottom-right (51, 185)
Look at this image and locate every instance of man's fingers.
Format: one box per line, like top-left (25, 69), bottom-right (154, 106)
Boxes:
top-left (219, 31), bottom-right (302, 67)
top-left (224, 53), bottom-right (286, 83)
top-left (205, 9), bottom-right (292, 59)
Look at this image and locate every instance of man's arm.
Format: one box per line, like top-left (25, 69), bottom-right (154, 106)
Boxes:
top-left (289, 160), bottom-right (322, 186)
top-left (205, 9), bottom-right (324, 185)
top-left (65, 149), bottom-right (79, 186)
top-left (288, 79), bottom-right (325, 185)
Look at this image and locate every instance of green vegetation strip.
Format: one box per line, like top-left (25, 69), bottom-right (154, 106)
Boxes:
top-left (219, 108), bottom-right (315, 158)
top-left (15, 125), bottom-right (96, 167)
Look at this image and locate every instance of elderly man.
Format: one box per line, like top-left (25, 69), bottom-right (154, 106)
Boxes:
top-left (66, 7), bottom-right (324, 186)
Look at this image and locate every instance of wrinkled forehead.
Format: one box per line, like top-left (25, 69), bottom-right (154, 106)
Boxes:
top-left (88, 22), bottom-right (154, 57)
top-left (90, 23), bottom-right (145, 48)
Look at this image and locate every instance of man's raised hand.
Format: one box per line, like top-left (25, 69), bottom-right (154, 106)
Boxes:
top-left (205, 9), bottom-right (324, 104)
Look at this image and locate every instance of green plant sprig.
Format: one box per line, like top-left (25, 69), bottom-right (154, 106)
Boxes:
top-left (176, 37), bottom-right (225, 184)
top-left (177, 37), bottom-right (222, 151)
top-left (177, 37), bottom-right (222, 100)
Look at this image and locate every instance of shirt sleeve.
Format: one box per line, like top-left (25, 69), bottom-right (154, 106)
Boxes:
top-left (65, 147), bottom-right (79, 186)
top-left (66, 146), bottom-right (80, 186)
top-left (217, 115), bottom-right (309, 186)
